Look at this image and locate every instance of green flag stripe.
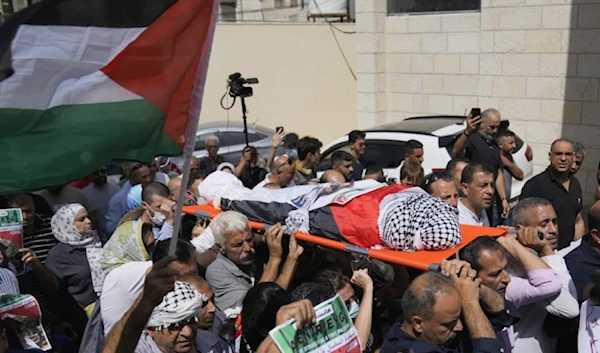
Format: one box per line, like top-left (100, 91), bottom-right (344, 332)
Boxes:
top-left (0, 99), bottom-right (181, 194)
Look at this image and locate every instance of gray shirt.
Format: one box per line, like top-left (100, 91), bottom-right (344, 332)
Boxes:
top-left (205, 254), bottom-right (258, 312)
top-left (196, 329), bottom-right (233, 353)
top-left (45, 242), bottom-right (97, 309)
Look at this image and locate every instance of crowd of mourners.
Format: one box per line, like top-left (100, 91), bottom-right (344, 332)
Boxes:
top-left (0, 108), bottom-right (599, 353)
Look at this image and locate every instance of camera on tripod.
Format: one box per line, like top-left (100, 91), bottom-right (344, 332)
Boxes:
top-left (228, 73), bottom-right (258, 98)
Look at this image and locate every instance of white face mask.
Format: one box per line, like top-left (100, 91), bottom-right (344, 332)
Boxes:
top-left (147, 209), bottom-right (166, 227)
top-left (348, 300), bottom-right (360, 320)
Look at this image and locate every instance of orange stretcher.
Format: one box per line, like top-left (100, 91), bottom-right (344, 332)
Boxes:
top-left (183, 204), bottom-right (507, 271)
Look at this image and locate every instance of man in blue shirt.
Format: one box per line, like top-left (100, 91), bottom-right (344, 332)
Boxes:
top-left (381, 267), bottom-right (502, 353)
top-left (105, 163), bottom-right (152, 236)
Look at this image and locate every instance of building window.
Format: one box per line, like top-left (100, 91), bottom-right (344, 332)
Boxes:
top-left (389, 0), bottom-right (480, 14)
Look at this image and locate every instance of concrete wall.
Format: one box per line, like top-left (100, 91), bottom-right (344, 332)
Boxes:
top-left (200, 23), bottom-right (356, 146)
top-left (357, 0), bottom-right (600, 206)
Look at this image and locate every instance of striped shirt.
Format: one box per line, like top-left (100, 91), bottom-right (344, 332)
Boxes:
top-left (0, 267), bottom-right (20, 294)
top-left (23, 215), bottom-right (57, 264)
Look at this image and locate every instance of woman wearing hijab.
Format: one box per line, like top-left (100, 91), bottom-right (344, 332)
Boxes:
top-left (46, 204), bottom-right (105, 313)
top-left (99, 220), bottom-right (156, 333)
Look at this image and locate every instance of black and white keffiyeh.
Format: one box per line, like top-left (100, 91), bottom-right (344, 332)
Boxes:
top-left (378, 188), bottom-right (461, 251)
top-left (146, 281), bottom-right (207, 330)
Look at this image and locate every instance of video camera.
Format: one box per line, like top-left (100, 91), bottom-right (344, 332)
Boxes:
top-left (227, 72), bottom-right (258, 98)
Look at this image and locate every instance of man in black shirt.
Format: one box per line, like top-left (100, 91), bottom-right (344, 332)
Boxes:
top-left (235, 146), bottom-right (267, 189)
top-left (452, 109), bottom-right (510, 225)
top-left (520, 138), bottom-right (585, 249)
top-left (348, 130), bottom-right (366, 181)
top-left (381, 270), bottom-right (502, 353)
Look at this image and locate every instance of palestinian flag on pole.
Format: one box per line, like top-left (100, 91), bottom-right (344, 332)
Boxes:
top-left (0, 0), bottom-right (217, 194)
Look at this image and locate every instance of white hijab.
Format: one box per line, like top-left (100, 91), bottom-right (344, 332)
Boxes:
top-left (51, 204), bottom-right (105, 294)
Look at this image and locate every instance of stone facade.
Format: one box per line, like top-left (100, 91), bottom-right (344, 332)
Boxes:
top-left (357, 0), bottom-right (600, 206)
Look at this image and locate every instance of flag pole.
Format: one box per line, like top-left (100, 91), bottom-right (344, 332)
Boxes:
top-left (168, 152), bottom-right (192, 256)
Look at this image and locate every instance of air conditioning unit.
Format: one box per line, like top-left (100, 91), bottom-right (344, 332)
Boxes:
top-left (308, 0), bottom-right (347, 15)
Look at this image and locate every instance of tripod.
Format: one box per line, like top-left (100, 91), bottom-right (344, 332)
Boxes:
top-left (240, 97), bottom-right (249, 147)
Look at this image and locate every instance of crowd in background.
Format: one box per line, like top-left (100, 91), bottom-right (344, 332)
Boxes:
top-left (0, 108), bottom-right (598, 353)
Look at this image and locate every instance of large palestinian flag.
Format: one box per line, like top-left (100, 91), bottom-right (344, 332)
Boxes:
top-left (0, 0), bottom-right (217, 194)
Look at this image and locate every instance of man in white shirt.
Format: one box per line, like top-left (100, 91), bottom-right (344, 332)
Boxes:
top-left (457, 163), bottom-right (495, 226)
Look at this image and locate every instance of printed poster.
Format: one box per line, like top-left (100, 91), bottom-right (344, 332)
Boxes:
top-left (0, 294), bottom-right (51, 351)
top-left (269, 295), bottom-right (361, 353)
top-left (0, 209), bottom-right (24, 274)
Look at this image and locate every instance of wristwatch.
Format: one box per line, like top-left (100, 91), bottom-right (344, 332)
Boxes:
top-left (501, 197), bottom-right (508, 201)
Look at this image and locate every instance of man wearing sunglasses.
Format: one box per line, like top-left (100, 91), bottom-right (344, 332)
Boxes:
top-left (520, 138), bottom-right (584, 250)
top-left (253, 154), bottom-right (296, 189)
top-left (421, 172), bottom-right (460, 208)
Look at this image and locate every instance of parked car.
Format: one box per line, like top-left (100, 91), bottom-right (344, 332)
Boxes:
top-left (192, 121), bottom-right (285, 166)
top-left (317, 116), bottom-right (534, 201)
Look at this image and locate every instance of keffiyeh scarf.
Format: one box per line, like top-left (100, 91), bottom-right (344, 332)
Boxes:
top-left (378, 188), bottom-right (461, 251)
top-left (51, 204), bottom-right (105, 294)
top-left (146, 281), bottom-right (207, 330)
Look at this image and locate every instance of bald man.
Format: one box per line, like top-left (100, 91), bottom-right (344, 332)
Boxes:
top-left (319, 170), bottom-right (345, 184)
top-left (382, 270), bottom-right (501, 353)
top-left (167, 178), bottom-right (182, 201)
top-left (253, 155), bottom-right (296, 189)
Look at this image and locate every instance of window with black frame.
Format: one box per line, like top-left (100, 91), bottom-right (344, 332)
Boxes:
top-left (389, 0), bottom-right (480, 14)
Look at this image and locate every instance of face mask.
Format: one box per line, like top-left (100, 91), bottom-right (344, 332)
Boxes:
top-left (147, 209), bottom-right (166, 227)
top-left (348, 300), bottom-right (359, 320)
top-left (286, 149), bottom-right (298, 160)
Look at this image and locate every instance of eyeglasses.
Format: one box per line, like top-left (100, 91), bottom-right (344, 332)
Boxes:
top-left (423, 172), bottom-right (446, 186)
top-left (149, 317), bottom-right (197, 332)
top-left (276, 156), bottom-right (293, 171)
top-left (207, 145), bottom-right (219, 150)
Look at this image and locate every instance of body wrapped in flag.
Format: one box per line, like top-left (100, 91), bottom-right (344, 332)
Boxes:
top-left (200, 171), bottom-right (462, 251)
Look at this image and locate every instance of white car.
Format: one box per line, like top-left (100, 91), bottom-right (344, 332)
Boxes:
top-left (318, 116), bottom-right (534, 201)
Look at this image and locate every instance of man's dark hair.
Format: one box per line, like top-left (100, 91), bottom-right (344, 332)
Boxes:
top-left (511, 197), bottom-right (553, 227)
top-left (446, 157), bottom-right (470, 176)
top-left (496, 129), bottom-right (515, 141)
top-left (315, 270), bottom-right (349, 292)
top-left (364, 164), bottom-right (383, 176)
top-left (420, 172), bottom-right (454, 194)
top-left (331, 151), bottom-right (353, 166)
top-left (460, 163), bottom-right (495, 184)
top-left (186, 169), bottom-right (208, 190)
top-left (290, 281), bottom-right (335, 304)
top-left (459, 236), bottom-right (505, 271)
top-left (401, 272), bottom-right (455, 323)
top-left (348, 130), bottom-right (366, 144)
top-left (405, 140), bottom-right (423, 156)
top-left (4, 194), bottom-right (33, 208)
top-left (589, 204), bottom-right (600, 234)
top-left (141, 182), bottom-right (170, 204)
top-left (297, 137), bottom-right (323, 161)
top-left (242, 283), bottom-right (290, 351)
top-left (152, 238), bottom-right (195, 264)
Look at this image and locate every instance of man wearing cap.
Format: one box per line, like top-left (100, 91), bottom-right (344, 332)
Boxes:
top-left (235, 146), bottom-right (267, 189)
